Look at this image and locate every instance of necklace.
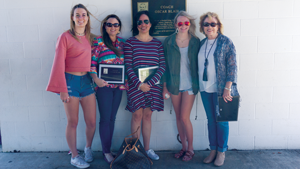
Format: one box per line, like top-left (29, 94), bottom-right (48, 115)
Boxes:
top-left (75, 31), bottom-right (85, 36)
top-left (203, 34), bottom-right (219, 81)
top-left (176, 38), bottom-right (189, 43)
top-left (176, 34), bottom-right (190, 43)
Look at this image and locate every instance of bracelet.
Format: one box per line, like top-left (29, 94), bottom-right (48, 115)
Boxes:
top-left (224, 87), bottom-right (231, 91)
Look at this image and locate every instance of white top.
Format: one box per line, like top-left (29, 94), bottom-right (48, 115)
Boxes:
top-left (198, 39), bottom-right (218, 93)
top-left (179, 46), bottom-right (192, 90)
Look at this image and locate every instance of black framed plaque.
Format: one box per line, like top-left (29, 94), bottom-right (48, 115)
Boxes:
top-left (138, 66), bottom-right (160, 85)
top-left (132, 0), bottom-right (186, 37)
top-left (98, 64), bottom-right (125, 84)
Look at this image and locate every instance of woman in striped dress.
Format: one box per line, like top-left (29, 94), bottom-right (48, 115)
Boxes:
top-left (124, 11), bottom-right (165, 160)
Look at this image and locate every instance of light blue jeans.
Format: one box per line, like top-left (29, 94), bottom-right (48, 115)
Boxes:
top-left (200, 92), bottom-right (229, 152)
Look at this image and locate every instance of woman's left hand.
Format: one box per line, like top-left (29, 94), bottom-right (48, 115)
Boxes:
top-left (222, 89), bottom-right (232, 103)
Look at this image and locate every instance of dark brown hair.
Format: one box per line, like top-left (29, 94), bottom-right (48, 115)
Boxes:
top-left (101, 14), bottom-right (122, 57)
top-left (132, 11), bottom-right (156, 36)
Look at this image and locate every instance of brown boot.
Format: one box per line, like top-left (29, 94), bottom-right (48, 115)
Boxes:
top-left (214, 151), bottom-right (225, 166)
top-left (203, 150), bottom-right (216, 164)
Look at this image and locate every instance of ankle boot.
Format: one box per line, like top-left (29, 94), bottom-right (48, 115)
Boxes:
top-left (203, 150), bottom-right (216, 163)
top-left (214, 151), bottom-right (225, 166)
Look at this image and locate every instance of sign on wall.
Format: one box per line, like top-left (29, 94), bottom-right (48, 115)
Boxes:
top-left (132, 0), bottom-right (186, 37)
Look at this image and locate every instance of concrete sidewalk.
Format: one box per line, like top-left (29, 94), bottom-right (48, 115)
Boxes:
top-left (0, 149), bottom-right (300, 169)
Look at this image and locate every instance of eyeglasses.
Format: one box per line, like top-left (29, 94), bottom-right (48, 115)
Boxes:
top-left (106, 23), bottom-right (120, 27)
top-left (137, 20), bottom-right (149, 25)
top-left (177, 21), bottom-right (190, 27)
top-left (203, 22), bottom-right (219, 27)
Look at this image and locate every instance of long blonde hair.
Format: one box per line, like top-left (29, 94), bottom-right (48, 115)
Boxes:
top-left (174, 11), bottom-right (196, 37)
top-left (199, 12), bottom-right (224, 35)
top-left (69, 4), bottom-right (93, 45)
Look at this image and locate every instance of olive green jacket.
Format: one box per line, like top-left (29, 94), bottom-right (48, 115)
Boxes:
top-left (161, 33), bottom-right (200, 95)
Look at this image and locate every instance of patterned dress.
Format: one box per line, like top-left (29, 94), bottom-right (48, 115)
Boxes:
top-left (124, 37), bottom-right (166, 113)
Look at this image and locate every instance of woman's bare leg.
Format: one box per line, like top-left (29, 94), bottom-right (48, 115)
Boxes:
top-left (142, 108), bottom-right (153, 151)
top-left (131, 108), bottom-right (143, 138)
top-left (171, 93), bottom-right (187, 151)
top-left (80, 94), bottom-right (97, 148)
top-left (64, 97), bottom-right (80, 158)
top-left (180, 92), bottom-right (195, 153)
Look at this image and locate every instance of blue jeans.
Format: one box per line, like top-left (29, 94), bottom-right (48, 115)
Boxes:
top-left (200, 92), bottom-right (229, 152)
top-left (96, 86), bottom-right (123, 153)
top-left (65, 73), bottom-right (94, 98)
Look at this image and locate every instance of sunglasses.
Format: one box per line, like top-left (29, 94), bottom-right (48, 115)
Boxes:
top-left (177, 21), bottom-right (190, 27)
top-left (137, 20), bottom-right (149, 25)
top-left (106, 23), bottom-right (120, 27)
top-left (203, 22), bottom-right (219, 27)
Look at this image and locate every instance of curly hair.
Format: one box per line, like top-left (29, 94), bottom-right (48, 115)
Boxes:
top-left (131, 11), bottom-right (156, 36)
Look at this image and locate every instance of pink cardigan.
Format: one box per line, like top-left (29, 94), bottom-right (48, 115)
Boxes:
top-left (46, 31), bottom-right (91, 94)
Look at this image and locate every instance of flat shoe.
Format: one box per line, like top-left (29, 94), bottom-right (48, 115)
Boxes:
top-left (103, 153), bottom-right (113, 164)
top-left (214, 152), bottom-right (225, 166)
top-left (203, 150), bottom-right (216, 164)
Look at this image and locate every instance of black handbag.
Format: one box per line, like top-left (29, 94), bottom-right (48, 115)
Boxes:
top-left (110, 127), bottom-right (153, 169)
top-left (217, 95), bottom-right (240, 122)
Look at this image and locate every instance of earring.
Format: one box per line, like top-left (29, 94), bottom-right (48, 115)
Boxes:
top-left (175, 28), bottom-right (178, 33)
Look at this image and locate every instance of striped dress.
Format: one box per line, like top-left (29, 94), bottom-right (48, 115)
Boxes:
top-left (125, 37), bottom-right (166, 113)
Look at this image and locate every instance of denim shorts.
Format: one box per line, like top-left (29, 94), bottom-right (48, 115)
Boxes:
top-left (65, 73), bottom-right (94, 98)
top-left (179, 87), bottom-right (194, 95)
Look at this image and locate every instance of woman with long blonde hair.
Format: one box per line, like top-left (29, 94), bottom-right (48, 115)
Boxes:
top-left (162, 11), bottom-right (200, 162)
top-left (47, 4), bottom-right (96, 168)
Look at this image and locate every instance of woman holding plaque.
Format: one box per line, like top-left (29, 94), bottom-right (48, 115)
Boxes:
top-left (124, 11), bottom-right (165, 161)
top-left (90, 14), bottom-right (126, 164)
top-left (198, 12), bottom-right (238, 166)
top-left (162, 11), bottom-right (200, 162)
top-left (46, 4), bottom-right (96, 168)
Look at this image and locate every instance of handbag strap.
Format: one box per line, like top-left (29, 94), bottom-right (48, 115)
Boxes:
top-left (125, 126), bottom-right (140, 138)
top-left (124, 126), bottom-right (140, 145)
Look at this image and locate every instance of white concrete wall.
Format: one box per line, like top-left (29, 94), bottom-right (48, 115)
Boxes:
top-left (1, 0), bottom-right (300, 152)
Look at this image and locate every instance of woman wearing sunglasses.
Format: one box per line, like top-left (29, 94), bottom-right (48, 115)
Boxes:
top-left (162, 11), bottom-right (200, 162)
top-left (46, 4), bottom-right (96, 168)
top-left (124, 10), bottom-right (165, 160)
top-left (198, 12), bottom-right (238, 166)
top-left (90, 14), bottom-right (126, 164)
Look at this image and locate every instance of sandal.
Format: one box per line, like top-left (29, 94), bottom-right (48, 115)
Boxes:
top-left (174, 149), bottom-right (186, 159)
top-left (182, 150), bottom-right (195, 162)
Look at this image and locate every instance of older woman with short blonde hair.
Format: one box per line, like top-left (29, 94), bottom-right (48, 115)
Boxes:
top-left (198, 12), bottom-right (239, 166)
